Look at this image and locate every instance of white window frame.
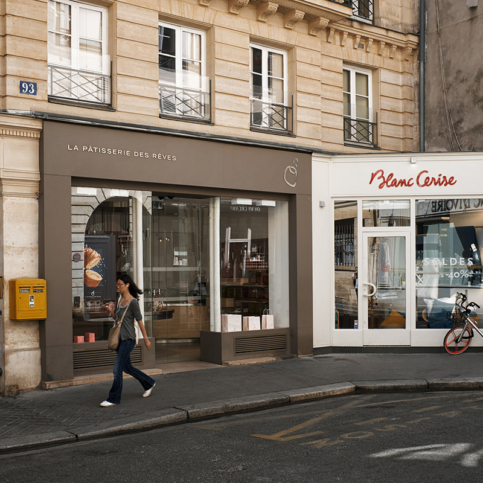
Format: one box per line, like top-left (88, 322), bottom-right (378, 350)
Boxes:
top-left (343, 66), bottom-right (373, 144)
top-left (249, 43), bottom-right (288, 130)
top-left (158, 21), bottom-right (206, 89)
top-left (47, 0), bottom-right (109, 74)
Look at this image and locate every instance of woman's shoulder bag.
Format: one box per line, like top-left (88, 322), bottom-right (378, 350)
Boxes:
top-left (107, 299), bottom-right (132, 351)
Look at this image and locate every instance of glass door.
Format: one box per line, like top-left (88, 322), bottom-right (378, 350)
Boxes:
top-left (362, 232), bottom-right (411, 345)
top-left (150, 196), bottom-right (210, 363)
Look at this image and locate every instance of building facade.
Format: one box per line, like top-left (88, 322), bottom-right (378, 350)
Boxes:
top-left (315, 152), bottom-right (483, 351)
top-left (424, 0), bottom-right (483, 152)
top-left (0, 0), bottom-right (419, 394)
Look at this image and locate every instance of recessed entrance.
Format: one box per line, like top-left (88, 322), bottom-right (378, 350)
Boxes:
top-left (147, 196), bottom-right (210, 364)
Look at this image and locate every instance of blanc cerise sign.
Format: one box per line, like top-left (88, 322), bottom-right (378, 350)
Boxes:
top-left (369, 169), bottom-right (457, 189)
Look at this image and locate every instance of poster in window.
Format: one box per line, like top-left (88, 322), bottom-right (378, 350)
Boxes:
top-left (84, 235), bottom-right (116, 316)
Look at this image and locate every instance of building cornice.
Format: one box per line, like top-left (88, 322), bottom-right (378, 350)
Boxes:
top-left (0, 115), bottom-right (42, 139)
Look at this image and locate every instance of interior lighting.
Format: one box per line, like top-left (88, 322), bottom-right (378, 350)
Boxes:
top-left (255, 200), bottom-right (276, 207)
top-left (231, 198), bottom-right (252, 205)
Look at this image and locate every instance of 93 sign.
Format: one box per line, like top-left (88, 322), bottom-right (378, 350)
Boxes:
top-left (19, 81), bottom-right (37, 96)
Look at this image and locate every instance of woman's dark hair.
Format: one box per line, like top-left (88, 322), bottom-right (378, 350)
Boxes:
top-left (118, 273), bottom-right (143, 300)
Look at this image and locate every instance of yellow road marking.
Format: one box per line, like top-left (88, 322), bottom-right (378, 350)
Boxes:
top-left (406, 418), bottom-right (431, 424)
top-left (300, 438), bottom-right (344, 448)
top-left (341, 431), bottom-right (374, 439)
top-left (374, 424), bottom-right (406, 432)
top-left (251, 398), bottom-right (364, 442)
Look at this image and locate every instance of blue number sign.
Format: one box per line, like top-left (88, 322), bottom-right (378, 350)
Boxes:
top-left (19, 81), bottom-right (37, 96)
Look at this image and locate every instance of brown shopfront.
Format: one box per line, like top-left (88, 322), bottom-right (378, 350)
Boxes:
top-left (38, 121), bottom-right (312, 383)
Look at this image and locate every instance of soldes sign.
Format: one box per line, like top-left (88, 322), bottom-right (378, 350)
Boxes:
top-left (369, 169), bottom-right (457, 189)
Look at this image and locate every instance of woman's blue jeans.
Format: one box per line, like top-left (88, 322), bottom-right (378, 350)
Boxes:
top-left (107, 339), bottom-right (155, 404)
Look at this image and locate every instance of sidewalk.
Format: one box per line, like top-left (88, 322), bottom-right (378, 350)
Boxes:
top-left (2, 353), bottom-right (483, 454)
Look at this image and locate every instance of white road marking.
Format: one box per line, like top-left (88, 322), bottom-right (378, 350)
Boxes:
top-left (370, 444), bottom-right (472, 461)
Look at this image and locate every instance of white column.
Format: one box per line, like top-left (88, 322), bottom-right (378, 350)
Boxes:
top-left (209, 197), bottom-right (221, 331)
top-left (268, 201), bottom-right (290, 328)
top-left (133, 192), bottom-right (145, 338)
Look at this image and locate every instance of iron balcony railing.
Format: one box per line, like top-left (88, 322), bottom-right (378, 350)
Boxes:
top-left (159, 79), bottom-right (211, 122)
top-left (48, 64), bottom-right (112, 107)
top-left (328, 0), bottom-right (373, 22)
top-left (342, 0), bottom-right (373, 22)
top-left (250, 96), bottom-right (293, 134)
top-left (344, 115), bottom-right (378, 147)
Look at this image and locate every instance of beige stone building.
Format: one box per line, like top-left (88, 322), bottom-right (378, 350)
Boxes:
top-left (0, 0), bottom-right (419, 394)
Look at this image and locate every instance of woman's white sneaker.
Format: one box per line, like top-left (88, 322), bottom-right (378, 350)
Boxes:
top-left (100, 400), bottom-right (116, 407)
top-left (143, 383), bottom-right (156, 398)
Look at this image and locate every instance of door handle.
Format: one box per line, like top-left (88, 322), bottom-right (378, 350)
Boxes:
top-left (364, 282), bottom-right (377, 297)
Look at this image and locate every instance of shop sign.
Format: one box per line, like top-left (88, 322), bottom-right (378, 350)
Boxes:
top-left (416, 199), bottom-right (483, 216)
top-left (230, 206), bottom-right (261, 212)
top-left (422, 257), bottom-right (474, 267)
top-left (284, 158), bottom-right (298, 188)
top-left (67, 144), bottom-right (176, 161)
top-left (369, 169), bottom-right (457, 189)
top-left (417, 257), bottom-right (477, 285)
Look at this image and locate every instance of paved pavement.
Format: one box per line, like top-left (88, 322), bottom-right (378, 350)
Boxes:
top-left (1, 353), bottom-right (483, 454)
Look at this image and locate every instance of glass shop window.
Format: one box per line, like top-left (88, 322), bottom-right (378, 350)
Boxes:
top-left (72, 188), bottom-right (150, 342)
top-left (220, 197), bottom-right (289, 329)
top-left (334, 200), bottom-right (358, 329)
top-left (362, 200), bottom-right (410, 227)
top-left (416, 199), bottom-right (483, 329)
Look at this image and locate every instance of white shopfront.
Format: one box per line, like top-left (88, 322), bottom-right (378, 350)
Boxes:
top-left (313, 152), bottom-right (483, 350)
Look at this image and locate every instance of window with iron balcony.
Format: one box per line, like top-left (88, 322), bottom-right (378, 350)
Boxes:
top-left (158, 23), bottom-right (211, 123)
top-left (48, 0), bottom-right (111, 109)
top-left (250, 45), bottom-right (293, 135)
top-left (330, 0), bottom-right (373, 23)
top-left (343, 66), bottom-right (378, 148)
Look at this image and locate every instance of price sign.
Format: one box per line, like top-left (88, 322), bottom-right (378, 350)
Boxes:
top-left (19, 81), bottom-right (37, 96)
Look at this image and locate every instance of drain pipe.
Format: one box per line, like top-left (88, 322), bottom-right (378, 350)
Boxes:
top-left (419, 0), bottom-right (426, 152)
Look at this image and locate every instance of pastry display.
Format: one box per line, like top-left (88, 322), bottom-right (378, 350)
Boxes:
top-left (84, 269), bottom-right (102, 288)
top-left (84, 247), bottom-right (101, 269)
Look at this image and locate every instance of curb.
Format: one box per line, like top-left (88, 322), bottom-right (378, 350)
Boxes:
top-left (1, 378), bottom-right (481, 454)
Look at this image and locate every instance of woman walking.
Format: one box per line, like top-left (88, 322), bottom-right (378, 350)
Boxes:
top-left (100, 273), bottom-right (156, 407)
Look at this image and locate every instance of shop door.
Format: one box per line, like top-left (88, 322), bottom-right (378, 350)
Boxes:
top-left (151, 197), bottom-right (210, 363)
top-left (362, 232), bottom-right (411, 345)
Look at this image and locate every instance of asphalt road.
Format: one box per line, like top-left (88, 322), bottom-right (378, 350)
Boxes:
top-left (2, 391), bottom-right (483, 482)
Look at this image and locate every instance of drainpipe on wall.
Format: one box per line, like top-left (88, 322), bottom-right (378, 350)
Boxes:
top-left (419, 0), bottom-right (426, 152)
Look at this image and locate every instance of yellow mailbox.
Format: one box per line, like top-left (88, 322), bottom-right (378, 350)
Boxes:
top-left (10, 279), bottom-right (47, 320)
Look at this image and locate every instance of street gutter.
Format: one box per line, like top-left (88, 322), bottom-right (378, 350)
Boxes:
top-left (1, 378), bottom-right (482, 455)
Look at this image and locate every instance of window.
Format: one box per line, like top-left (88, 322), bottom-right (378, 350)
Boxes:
top-left (250, 44), bottom-right (292, 133)
top-left (416, 199), bottom-right (483, 329)
top-left (334, 201), bottom-right (358, 329)
top-left (343, 67), bottom-right (376, 146)
top-left (221, 197), bottom-right (289, 329)
top-left (158, 22), bottom-right (210, 121)
top-left (48, 0), bottom-right (110, 106)
top-left (344, 0), bottom-right (374, 23)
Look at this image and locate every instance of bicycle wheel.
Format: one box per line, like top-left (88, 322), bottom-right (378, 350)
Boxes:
top-left (444, 326), bottom-right (473, 354)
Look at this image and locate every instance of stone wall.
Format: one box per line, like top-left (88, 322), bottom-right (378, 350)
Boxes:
top-left (0, 0), bottom-right (419, 153)
top-left (425, 1), bottom-right (483, 152)
top-left (0, 115), bottom-right (42, 395)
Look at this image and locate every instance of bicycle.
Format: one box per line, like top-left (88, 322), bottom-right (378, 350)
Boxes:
top-left (444, 293), bottom-right (481, 354)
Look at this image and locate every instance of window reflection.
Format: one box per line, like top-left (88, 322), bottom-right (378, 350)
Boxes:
top-left (334, 201), bottom-right (358, 329)
top-left (220, 197), bottom-right (289, 329)
top-left (416, 199), bottom-right (483, 329)
top-left (362, 200), bottom-right (410, 227)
